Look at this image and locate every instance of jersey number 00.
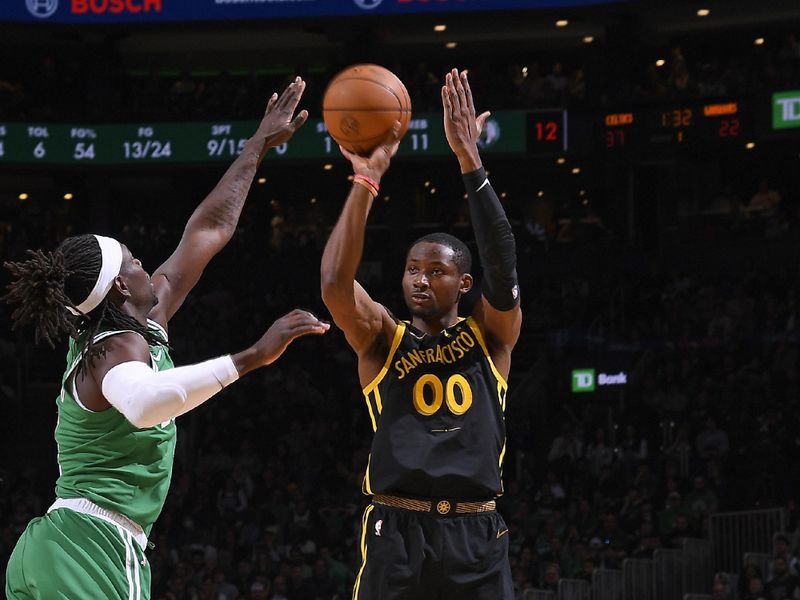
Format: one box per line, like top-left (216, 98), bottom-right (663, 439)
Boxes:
top-left (412, 374), bottom-right (473, 416)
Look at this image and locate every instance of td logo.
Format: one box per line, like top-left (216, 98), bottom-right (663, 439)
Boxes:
top-left (773, 91), bottom-right (800, 130)
top-left (572, 369), bottom-right (596, 392)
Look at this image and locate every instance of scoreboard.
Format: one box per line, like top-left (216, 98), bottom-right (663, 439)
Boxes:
top-left (0, 111), bottom-right (540, 166)
top-left (0, 110), bottom-right (568, 166)
top-left (0, 100), bottom-right (777, 167)
top-left (602, 101), bottom-right (747, 152)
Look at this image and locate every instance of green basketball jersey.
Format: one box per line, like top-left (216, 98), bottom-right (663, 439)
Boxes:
top-left (54, 319), bottom-right (177, 535)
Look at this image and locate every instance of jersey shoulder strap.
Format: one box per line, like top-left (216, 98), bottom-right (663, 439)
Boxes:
top-left (363, 320), bottom-right (406, 394)
top-left (147, 319), bottom-right (168, 343)
top-left (464, 317), bottom-right (508, 389)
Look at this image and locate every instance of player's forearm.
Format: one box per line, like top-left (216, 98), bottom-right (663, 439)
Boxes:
top-left (455, 145), bottom-right (482, 174)
top-left (184, 137), bottom-right (263, 239)
top-left (321, 185), bottom-right (373, 296)
top-left (463, 167), bottom-right (520, 310)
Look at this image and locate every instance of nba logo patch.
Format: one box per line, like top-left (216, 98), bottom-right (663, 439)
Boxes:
top-left (375, 520), bottom-right (383, 537)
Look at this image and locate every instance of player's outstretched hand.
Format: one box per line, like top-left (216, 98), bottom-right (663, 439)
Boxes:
top-left (256, 76), bottom-right (309, 152)
top-left (253, 309), bottom-right (329, 366)
top-left (442, 68), bottom-right (490, 171)
top-left (339, 121), bottom-right (402, 185)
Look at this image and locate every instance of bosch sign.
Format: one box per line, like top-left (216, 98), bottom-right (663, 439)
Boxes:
top-left (72, 0), bottom-right (161, 14)
top-left (5, 0), bottom-right (624, 23)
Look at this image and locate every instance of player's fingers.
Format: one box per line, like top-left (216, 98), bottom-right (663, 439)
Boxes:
top-left (476, 111), bottom-right (491, 135)
top-left (462, 71), bottom-right (476, 117)
top-left (446, 74), bottom-right (460, 120)
top-left (453, 69), bottom-right (468, 111)
top-left (449, 89), bottom-right (461, 120)
top-left (339, 145), bottom-right (358, 161)
top-left (290, 314), bottom-right (330, 330)
top-left (441, 86), bottom-right (453, 115)
top-left (281, 317), bottom-right (326, 339)
top-left (265, 93), bottom-right (278, 115)
top-left (371, 121), bottom-right (400, 160)
top-left (285, 79), bottom-right (306, 111)
top-left (289, 323), bottom-right (331, 339)
top-left (286, 308), bottom-right (321, 323)
top-left (383, 121), bottom-right (402, 157)
top-left (276, 77), bottom-right (303, 110)
top-left (291, 110), bottom-right (309, 130)
top-left (384, 120), bottom-right (401, 144)
top-left (450, 68), bottom-right (465, 109)
top-left (295, 309), bottom-right (329, 327)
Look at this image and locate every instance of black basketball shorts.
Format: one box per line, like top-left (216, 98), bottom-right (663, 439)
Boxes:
top-left (352, 502), bottom-right (514, 600)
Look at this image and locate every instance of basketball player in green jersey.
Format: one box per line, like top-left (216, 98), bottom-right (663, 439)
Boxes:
top-left (321, 69), bottom-right (521, 599)
top-left (3, 77), bottom-right (329, 600)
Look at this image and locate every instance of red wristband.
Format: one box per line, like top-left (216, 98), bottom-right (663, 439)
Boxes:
top-left (354, 174), bottom-right (380, 193)
top-left (353, 177), bottom-right (378, 198)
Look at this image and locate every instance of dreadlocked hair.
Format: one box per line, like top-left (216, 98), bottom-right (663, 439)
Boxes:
top-left (3, 234), bottom-right (165, 372)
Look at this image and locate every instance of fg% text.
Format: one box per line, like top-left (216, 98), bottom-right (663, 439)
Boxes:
top-left (0, 125), bottom-right (99, 162)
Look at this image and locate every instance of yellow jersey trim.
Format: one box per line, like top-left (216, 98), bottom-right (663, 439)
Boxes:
top-left (363, 394), bottom-right (377, 432)
top-left (363, 321), bottom-right (406, 395)
top-left (363, 454), bottom-right (374, 495)
top-left (466, 317), bottom-right (508, 389)
top-left (352, 504), bottom-right (375, 600)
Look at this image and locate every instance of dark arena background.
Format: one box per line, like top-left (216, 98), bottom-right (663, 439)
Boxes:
top-left (1, 0), bottom-right (800, 599)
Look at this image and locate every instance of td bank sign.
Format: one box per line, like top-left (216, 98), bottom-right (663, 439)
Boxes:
top-left (773, 91), bottom-right (800, 130)
top-left (571, 369), bottom-right (627, 393)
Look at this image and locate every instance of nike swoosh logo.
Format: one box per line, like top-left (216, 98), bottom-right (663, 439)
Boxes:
top-left (497, 529), bottom-right (509, 539)
top-left (408, 331), bottom-right (427, 340)
top-left (152, 349), bottom-right (163, 362)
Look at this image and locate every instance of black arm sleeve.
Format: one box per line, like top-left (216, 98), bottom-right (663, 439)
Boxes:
top-left (463, 166), bottom-right (520, 311)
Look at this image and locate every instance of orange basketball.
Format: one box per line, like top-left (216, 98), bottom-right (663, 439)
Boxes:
top-left (322, 64), bottom-right (412, 156)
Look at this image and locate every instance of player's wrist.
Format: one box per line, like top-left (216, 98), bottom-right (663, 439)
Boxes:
top-left (231, 346), bottom-right (259, 377)
top-left (457, 149), bottom-right (482, 174)
top-left (353, 169), bottom-right (382, 187)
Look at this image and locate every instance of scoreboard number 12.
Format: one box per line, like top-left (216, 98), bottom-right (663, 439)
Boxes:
top-left (535, 121), bottom-right (559, 142)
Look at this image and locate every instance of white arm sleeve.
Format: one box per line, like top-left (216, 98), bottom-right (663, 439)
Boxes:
top-left (101, 356), bottom-right (239, 429)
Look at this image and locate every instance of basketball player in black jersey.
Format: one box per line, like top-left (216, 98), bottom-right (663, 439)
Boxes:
top-left (321, 69), bottom-right (521, 600)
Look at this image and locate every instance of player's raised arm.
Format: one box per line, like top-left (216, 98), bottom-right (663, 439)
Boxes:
top-left (320, 126), bottom-right (401, 362)
top-left (442, 69), bottom-right (522, 371)
top-left (96, 309), bottom-right (328, 428)
top-left (150, 77), bottom-right (309, 325)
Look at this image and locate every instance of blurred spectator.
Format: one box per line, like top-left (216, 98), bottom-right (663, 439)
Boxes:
top-left (745, 577), bottom-right (769, 600)
top-left (248, 580), bottom-right (269, 600)
top-left (767, 557), bottom-right (800, 600)
top-left (684, 476), bottom-right (719, 520)
top-left (696, 417), bottom-right (730, 460)
top-left (749, 182), bottom-right (782, 214)
top-left (585, 428), bottom-right (615, 478)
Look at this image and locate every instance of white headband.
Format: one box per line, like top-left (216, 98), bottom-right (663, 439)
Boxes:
top-left (66, 235), bottom-right (123, 316)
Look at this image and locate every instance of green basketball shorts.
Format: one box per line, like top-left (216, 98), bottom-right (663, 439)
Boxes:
top-left (6, 508), bottom-right (150, 599)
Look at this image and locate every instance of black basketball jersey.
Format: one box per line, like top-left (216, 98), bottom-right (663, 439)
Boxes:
top-left (362, 317), bottom-right (508, 500)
